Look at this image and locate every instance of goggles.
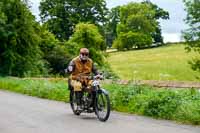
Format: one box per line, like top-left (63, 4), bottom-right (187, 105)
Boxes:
top-left (80, 53), bottom-right (89, 56)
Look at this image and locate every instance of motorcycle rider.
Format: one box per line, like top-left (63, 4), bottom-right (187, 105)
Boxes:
top-left (65, 48), bottom-right (99, 110)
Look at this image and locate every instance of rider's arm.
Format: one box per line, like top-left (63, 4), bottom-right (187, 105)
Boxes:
top-left (65, 60), bottom-right (75, 74)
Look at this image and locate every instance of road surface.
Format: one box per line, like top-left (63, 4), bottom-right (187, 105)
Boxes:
top-left (0, 90), bottom-right (199, 133)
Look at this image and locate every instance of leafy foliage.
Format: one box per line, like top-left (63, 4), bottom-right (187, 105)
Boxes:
top-left (0, 0), bottom-right (75, 76)
top-left (183, 0), bottom-right (200, 73)
top-left (39, 0), bottom-right (108, 40)
top-left (0, 0), bottom-right (47, 77)
top-left (110, 2), bottom-right (169, 50)
top-left (38, 27), bottom-right (73, 75)
top-left (113, 2), bottom-right (155, 50)
top-left (105, 6), bottom-right (120, 47)
top-left (105, 83), bottom-right (200, 125)
top-left (68, 23), bottom-right (106, 65)
top-left (113, 31), bottom-right (152, 50)
top-left (144, 90), bottom-right (180, 119)
top-left (142, 1), bottom-right (169, 44)
top-left (44, 45), bottom-right (73, 75)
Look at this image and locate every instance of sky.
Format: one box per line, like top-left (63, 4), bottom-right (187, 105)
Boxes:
top-left (29, 0), bottom-right (188, 43)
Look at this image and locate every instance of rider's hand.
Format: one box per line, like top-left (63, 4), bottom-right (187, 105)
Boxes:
top-left (64, 68), bottom-right (68, 73)
top-left (95, 74), bottom-right (103, 80)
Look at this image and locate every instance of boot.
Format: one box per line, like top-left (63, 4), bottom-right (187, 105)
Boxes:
top-left (75, 91), bottom-right (83, 111)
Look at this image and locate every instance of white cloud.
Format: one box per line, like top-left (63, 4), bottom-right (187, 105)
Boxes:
top-left (29, 0), bottom-right (40, 21)
top-left (106, 0), bottom-right (135, 8)
top-left (162, 33), bottom-right (182, 43)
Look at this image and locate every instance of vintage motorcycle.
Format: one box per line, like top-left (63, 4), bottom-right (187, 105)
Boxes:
top-left (69, 74), bottom-right (110, 122)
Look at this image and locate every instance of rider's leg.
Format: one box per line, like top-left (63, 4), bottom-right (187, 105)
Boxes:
top-left (85, 80), bottom-right (95, 108)
top-left (75, 91), bottom-right (83, 106)
top-left (68, 79), bottom-right (73, 90)
top-left (71, 80), bottom-right (82, 110)
top-left (87, 85), bottom-right (96, 109)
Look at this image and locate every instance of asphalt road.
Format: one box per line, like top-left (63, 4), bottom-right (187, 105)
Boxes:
top-left (0, 90), bottom-right (199, 133)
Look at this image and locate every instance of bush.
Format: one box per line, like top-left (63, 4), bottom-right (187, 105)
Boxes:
top-left (144, 90), bottom-right (180, 119)
top-left (104, 83), bottom-right (200, 125)
top-left (45, 45), bottom-right (73, 75)
top-left (39, 28), bottom-right (74, 76)
top-left (68, 23), bottom-right (106, 65)
top-left (113, 31), bottom-right (152, 50)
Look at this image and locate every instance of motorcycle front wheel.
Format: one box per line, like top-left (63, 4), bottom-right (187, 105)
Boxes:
top-left (95, 89), bottom-right (110, 122)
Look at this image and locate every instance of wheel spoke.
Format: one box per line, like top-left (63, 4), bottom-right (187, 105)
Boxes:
top-left (95, 91), bottom-right (110, 121)
top-left (70, 91), bottom-right (81, 115)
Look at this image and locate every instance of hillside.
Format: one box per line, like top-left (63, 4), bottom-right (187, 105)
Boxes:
top-left (107, 44), bottom-right (200, 81)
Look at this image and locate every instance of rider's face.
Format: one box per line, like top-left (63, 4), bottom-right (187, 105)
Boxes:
top-left (80, 52), bottom-right (89, 61)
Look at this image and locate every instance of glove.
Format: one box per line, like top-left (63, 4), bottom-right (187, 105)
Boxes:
top-left (65, 66), bottom-right (73, 74)
top-left (64, 68), bottom-right (68, 73)
top-left (95, 74), bottom-right (103, 80)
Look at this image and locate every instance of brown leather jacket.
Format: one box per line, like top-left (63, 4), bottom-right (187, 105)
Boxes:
top-left (67, 56), bottom-right (98, 80)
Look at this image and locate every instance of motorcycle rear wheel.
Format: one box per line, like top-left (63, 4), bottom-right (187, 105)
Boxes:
top-left (70, 90), bottom-right (81, 115)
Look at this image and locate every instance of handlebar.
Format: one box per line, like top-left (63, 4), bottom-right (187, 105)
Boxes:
top-left (93, 74), bottom-right (104, 80)
top-left (77, 74), bottom-right (104, 81)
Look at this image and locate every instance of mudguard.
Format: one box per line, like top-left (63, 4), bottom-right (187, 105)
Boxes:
top-left (98, 88), bottom-right (109, 95)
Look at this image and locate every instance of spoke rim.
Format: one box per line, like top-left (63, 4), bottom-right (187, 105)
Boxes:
top-left (97, 93), bottom-right (108, 119)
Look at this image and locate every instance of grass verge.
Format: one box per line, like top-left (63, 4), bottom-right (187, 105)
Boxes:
top-left (0, 77), bottom-right (200, 125)
top-left (0, 77), bottom-right (69, 102)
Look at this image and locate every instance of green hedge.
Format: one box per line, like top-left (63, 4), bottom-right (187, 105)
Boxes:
top-left (104, 84), bottom-right (200, 125)
top-left (0, 77), bottom-right (200, 125)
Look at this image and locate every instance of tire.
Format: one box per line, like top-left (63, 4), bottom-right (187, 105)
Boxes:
top-left (95, 89), bottom-right (110, 122)
top-left (70, 90), bottom-right (81, 115)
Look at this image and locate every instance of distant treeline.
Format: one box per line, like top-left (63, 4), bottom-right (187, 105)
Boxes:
top-left (1, 0), bottom-right (199, 76)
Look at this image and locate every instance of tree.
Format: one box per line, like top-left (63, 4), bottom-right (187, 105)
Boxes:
top-left (112, 2), bottom-right (169, 50)
top-left (183, 0), bottom-right (200, 72)
top-left (105, 6), bottom-right (120, 47)
top-left (68, 23), bottom-right (106, 65)
top-left (113, 31), bottom-right (152, 50)
top-left (39, 0), bottom-right (108, 41)
top-left (107, 1), bottom-right (169, 49)
top-left (113, 2), bottom-right (156, 50)
top-left (38, 27), bottom-right (74, 75)
top-left (0, 0), bottom-right (46, 76)
top-left (142, 1), bottom-right (169, 44)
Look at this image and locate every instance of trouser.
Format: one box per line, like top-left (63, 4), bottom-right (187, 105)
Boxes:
top-left (75, 91), bottom-right (83, 106)
top-left (70, 80), bottom-right (93, 91)
top-left (70, 80), bottom-right (93, 105)
top-left (89, 90), bottom-right (96, 107)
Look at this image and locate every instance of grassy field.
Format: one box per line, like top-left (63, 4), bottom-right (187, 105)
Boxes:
top-left (107, 44), bottom-right (200, 81)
